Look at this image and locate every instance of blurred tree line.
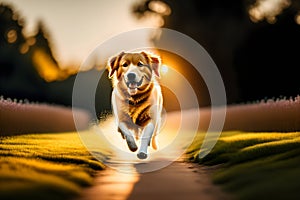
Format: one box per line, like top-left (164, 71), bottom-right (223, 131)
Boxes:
top-left (1, 1), bottom-right (300, 117)
top-left (0, 4), bottom-right (111, 116)
top-left (0, 4), bottom-right (73, 104)
top-left (133, 0), bottom-right (300, 104)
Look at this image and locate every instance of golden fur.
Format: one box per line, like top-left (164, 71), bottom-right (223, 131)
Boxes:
top-left (107, 51), bottom-right (163, 159)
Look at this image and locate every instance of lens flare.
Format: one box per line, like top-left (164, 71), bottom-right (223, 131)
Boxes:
top-left (72, 28), bottom-right (226, 173)
top-left (160, 64), bottom-right (169, 75)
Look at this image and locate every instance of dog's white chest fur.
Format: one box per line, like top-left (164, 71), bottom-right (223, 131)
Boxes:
top-left (107, 51), bottom-right (163, 159)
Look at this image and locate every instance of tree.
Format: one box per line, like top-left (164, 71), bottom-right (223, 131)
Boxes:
top-left (0, 4), bottom-right (70, 105)
top-left (33, 21), bottom-right (58, 65)
top-left (132, 0), bottom-right (300, 103)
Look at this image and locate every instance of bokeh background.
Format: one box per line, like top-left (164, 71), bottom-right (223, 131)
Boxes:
top-left (1, 0), bottom-right (299, 117)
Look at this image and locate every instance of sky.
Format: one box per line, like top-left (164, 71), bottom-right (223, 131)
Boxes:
top-left (1, 0), bottom-right (159, 67)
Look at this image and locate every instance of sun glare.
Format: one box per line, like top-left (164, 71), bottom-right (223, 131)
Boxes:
top-left (295, 13), bottom-right (300, 24)
top-left (32, 49), bottom-right (68, 82)
top-left (160, 64), bottom-right (169, 75)
top-left (249, 0), bottom-right (291, 23)
top-left (7, 29), bottom-right (17, 43)
top-left (149, 0), bottom-right (171, 16)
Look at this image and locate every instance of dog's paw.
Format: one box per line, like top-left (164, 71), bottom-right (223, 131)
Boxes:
top-left (137, 151), bottom-right (148, 159)
top-left (125, 135), bottom-right (138, 152)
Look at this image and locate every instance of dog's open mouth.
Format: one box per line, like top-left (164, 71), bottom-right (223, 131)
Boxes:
top-left (126, 77), bottom-right (143, 89)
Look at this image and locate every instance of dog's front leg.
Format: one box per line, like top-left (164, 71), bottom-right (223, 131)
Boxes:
top-left (119, 122), bottom-right (138, 152)
top-left (137, 122), bottom-right (154, 159)
top-left (112, 90), bottom-right (138, 152)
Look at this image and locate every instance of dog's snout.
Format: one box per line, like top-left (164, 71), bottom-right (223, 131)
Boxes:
top-left (127, 73), bottom-right (136, 81)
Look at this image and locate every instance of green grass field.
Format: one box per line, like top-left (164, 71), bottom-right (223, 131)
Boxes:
top-left (187, 131), bottom-right (300, 200)
top-left (0, 132), bottom-right (105, 200)
top-left (2, 130), bottom-right (300, 200)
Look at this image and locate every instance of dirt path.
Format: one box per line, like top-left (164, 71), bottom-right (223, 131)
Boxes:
top-left (75, 161), bottom-right (232, 200)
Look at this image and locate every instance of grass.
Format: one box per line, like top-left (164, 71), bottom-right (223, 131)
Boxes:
top-left (187, 131), bottom-right (300, 200)
top-left (0, 132), bottom-right (105, 200)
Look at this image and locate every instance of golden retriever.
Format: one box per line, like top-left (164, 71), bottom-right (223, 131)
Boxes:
top-left (107, 51), bottom-right (163, 159)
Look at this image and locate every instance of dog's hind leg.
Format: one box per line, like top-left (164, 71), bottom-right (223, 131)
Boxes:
top-left (119, 122), bottom-right (138, 152)
top-left (137, 123), bottom-right (154, 159)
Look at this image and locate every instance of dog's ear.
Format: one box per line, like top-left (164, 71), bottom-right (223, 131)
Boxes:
top-left (141, 51), bottom-right (161, 78)
top-left (107, 52), bottom-right (125, 78)
top-left (150, 55), bottom-right (161, 78)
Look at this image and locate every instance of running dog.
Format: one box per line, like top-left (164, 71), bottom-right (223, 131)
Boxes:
top-left (107, 51), bottom-right (163, 159)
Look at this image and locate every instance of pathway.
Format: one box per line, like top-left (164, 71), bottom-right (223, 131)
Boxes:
top-left (75, 161), bottom-right (232, 200)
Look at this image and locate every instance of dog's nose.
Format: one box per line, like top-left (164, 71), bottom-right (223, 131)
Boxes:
top-left (127, 73), bottom-right (136, 81)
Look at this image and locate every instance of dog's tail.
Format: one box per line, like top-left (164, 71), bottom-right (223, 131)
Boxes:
top-left (151, 135), bottom-right (158, 150)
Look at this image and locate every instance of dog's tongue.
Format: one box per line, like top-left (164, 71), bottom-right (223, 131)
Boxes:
top-left (129, 87), bottom-right (137, 95)
top-left (129, 83), bottom-right (137, 89)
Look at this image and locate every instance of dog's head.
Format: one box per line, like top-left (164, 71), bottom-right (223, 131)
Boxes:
top-left (107, 51), bottom-right (161, 95)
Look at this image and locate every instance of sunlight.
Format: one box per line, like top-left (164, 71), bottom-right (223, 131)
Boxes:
top-left (249, 0), bottom-right (291, 23)
top-left (84, 166), bottom-right (139, 200)
top-left (160, 64), bottom-right (169, 75)
top-left (221, 132), bottom-right (300, 142)
top-left (94, 115), bottom-right (181, 160)
top-left (32, 49), bottom-right (68, 82)
top-left (0, 132), bottom-right (103, 200)
top-left (7, 29), bottom-right (17, 43)
top-left (20, 43), bottom-right (29, 54)
top-left (27, 37), bottom-right (36, 46)
top-left (295, 13), bottom-right (300, 25)
top-left (148, 0), bottom-right (171, 16)
top-left (86, 108), bottom-right (198, 173)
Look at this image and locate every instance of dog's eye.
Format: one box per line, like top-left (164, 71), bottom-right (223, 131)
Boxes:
top-left (122, 63), bottom-right (128, 67)
top-left (137, 61), bottom-right (144, 67)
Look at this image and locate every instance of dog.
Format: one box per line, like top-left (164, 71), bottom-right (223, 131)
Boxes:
top-left (107, 51), bottom-right (163, 159)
